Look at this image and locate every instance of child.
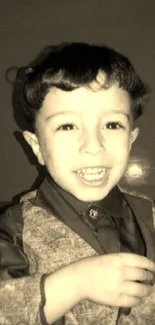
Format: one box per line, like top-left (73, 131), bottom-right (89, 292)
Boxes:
top-left (1, 42), bottom-right (155, 325)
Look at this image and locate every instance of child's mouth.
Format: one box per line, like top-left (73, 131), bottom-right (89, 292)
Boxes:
top-left (76, 167), bottom-right (109, 185)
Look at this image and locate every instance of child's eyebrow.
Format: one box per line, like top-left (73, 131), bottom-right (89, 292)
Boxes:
top-left (110, 110), bottom-right (130, 121)
top-left (45, 110), bottom-right (130, 122)
top-left (45, 110), bottom-right (77, 122)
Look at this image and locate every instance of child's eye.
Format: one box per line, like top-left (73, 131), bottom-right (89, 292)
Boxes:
top-left (106, 122), bottom-right (125, 130)
top-left (56, 123), bottom-right (76, 131)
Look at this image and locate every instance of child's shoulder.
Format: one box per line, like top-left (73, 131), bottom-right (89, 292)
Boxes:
top-left (118, 185), bottom-right (154, 203)
top-left (19, 189), bottom-right (37, 203)
top-left (118, 186), bottom-right (155, 221)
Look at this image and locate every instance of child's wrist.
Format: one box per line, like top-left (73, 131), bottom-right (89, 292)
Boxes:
top-left (72, 258), bottom-right (91, 301)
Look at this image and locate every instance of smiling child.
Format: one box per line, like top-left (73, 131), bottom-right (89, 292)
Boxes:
top-left (1, 42), bottom-right (155, 325)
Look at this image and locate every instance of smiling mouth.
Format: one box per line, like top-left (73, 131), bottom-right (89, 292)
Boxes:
top-left (76, 167), bottom-right (107, 181)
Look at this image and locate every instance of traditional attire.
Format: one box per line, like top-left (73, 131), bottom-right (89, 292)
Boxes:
top-left (0, 173), bottom-right (155, 325)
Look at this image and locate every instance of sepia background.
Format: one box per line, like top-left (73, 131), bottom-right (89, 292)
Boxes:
top-left (0, 0), bottom-right (155, 211)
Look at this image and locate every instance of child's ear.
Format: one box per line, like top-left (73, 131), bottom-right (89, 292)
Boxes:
top-left (130, 127), bottom-right (140, 147)
top-left (23, 131), bottom-right (45, 165)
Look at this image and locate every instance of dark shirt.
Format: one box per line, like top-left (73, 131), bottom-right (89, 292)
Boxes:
top-left (34, 172), bottom-right (146, 258)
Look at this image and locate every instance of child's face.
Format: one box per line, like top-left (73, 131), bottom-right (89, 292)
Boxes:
top-left (24, 77), bottom-right (139, 202)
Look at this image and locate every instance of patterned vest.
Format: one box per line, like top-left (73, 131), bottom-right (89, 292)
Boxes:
top-left (19, 187), bottom-right (155, 325)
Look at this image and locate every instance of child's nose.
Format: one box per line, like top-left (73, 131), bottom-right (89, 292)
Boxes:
top-left (79, 131), bottom-right (105, 156)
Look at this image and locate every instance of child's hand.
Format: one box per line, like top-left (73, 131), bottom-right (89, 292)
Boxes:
top-left (79, 253), bottom-right (155, 307)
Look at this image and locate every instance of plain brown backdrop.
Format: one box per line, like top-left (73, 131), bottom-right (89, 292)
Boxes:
top-left (0, 0), bottom-right (155, 208)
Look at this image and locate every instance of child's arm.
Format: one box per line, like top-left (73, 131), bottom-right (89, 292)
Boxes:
top-left (0, 259), bottom-right (83, 325)
top-left (43, 259), bottom-right (84, 324)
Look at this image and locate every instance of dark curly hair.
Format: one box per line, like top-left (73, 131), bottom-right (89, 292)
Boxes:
top-left (11, 42), bottom-right (149, 133)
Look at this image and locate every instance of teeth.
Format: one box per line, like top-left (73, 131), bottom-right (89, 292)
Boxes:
top-left (77, 167), bottom-right (105, 174)
top-left (80, 173), bottom-right (105, 181)
top-left (77, 167), bottom-right (106, 181)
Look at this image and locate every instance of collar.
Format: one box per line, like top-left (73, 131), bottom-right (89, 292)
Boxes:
top-left (35, 173), bottom-right (124, 219)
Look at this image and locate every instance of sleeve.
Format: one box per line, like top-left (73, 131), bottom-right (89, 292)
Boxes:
top-left (0, 205), bottom-right (49, 325)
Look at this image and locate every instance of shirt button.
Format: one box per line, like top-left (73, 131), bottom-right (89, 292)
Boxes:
top-left (88, 207), bottom-right (99, 220)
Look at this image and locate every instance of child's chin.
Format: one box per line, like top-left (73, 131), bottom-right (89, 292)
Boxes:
top-left (72, 187), bottom-right (111, 202)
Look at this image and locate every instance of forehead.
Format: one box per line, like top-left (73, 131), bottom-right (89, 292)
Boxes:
top-left (40, 82), bottom-right (131, 120)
